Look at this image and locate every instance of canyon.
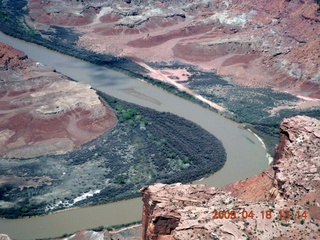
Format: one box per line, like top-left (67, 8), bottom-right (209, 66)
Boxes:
top-left (0, 0), bottom-right (319, 239)
top-left (9, 0), bottom-right (318, 155)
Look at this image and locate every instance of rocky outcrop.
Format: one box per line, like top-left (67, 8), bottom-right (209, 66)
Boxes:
top-left (141, 116), bottom-right (320, 239)
top-left (274, 116), bottom-right (320, 202)
top-left (26, 0), bottom-right (320, 98)
top-left (0, 42), bottom-right (117, 158)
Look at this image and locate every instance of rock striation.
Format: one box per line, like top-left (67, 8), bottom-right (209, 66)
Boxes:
top-left (141, 115), bottom-right (320, 239)
top-left (0, 42), bottom-right (117, 158)
top-left (25, 0), bottom-right (320, 98)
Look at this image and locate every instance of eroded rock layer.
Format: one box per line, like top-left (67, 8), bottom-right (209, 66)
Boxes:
top-left (26, 0), bottom-right (320, 98)
top-left (141, 115), bottom-right (320, 239)
top-left (0, 42), bottom-right (117, 158)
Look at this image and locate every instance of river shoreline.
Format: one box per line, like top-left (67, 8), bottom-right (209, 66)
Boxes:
top-left (0, 11), bottom-right (278, 154)
top-left (0, 79), bottom-right (227, 219)
top-left (0, 32), bottom-right (269, 239)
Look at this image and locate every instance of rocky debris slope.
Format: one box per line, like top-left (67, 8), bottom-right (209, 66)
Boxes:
top-left (141, 115), bottom-right (320, 239)
top-left (0, 42), bottom-right (117, 158)
top-left (26, 0), bottom-right (320, 98)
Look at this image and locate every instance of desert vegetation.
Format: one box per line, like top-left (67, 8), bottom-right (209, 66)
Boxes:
top-left (147, 62), bottom-right (320, 155)
top-left (0, 93), bottom-right (226, 218)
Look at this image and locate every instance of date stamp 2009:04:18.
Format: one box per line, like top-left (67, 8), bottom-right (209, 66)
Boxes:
top-left (212, 209), bottom-right (308, 221)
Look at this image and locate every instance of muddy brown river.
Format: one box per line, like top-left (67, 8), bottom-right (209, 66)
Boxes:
top-left (0, 32), bottom-right (269, 239)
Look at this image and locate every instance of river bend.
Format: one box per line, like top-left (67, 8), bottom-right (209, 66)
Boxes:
top-left (0, 32), bottom-right (269, 239)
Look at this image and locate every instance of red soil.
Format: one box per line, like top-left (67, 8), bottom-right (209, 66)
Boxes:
top-left (127, 24), bottom-right (213, 48)
top-left (100, 13), bottom-right (121, 23)
top-left (0, 42), bottom-right (117, 158)
top-left (221, 54), bottom-right (260, 67)
top-left (25, 0), bottom-right (320, 101)
top-left (94, 26), bottom-right (124, 35)
top-left (172, 41), bottom-right (254, 62)
top-left (80, 0), bottom-right (320, 99)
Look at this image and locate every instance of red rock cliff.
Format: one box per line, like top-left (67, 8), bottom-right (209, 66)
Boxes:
top-left (141, 115), bottom-right (320, 240)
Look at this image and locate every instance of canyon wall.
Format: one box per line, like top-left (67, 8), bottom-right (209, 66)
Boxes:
top-left (141, 115), bottom-right (320, 239)
top-left (26, 0), bottom-right (320, 98)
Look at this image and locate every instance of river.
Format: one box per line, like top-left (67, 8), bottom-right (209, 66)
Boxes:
top-left (0, 32), bottom-right (269, 239)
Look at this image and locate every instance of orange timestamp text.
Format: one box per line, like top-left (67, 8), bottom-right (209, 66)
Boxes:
top-left (212, 209), bottom-right (308, 221)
